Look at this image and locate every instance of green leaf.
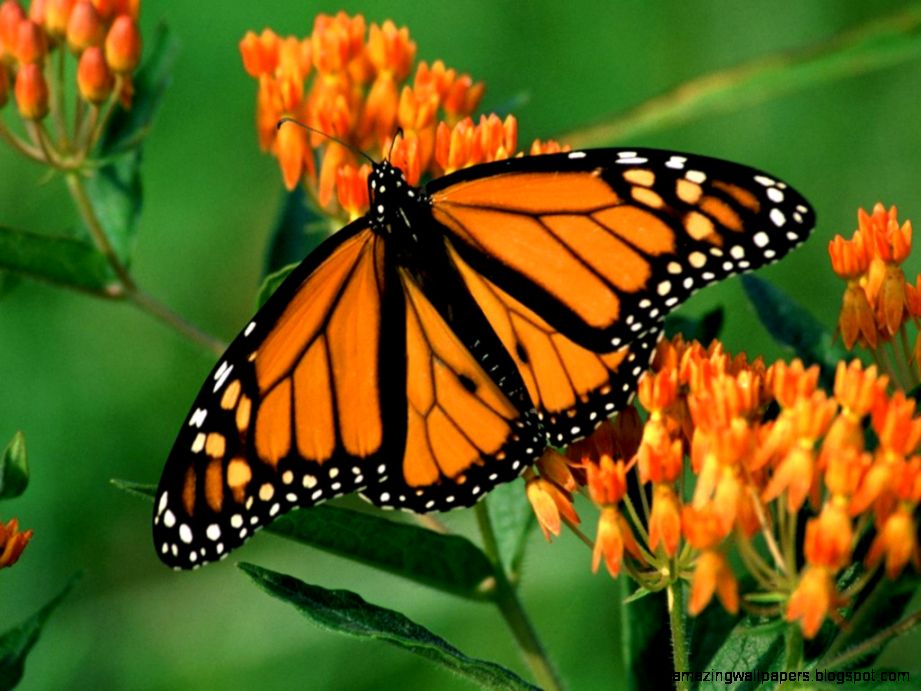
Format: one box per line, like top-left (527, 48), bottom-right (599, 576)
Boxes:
top-left (112, 481), bottom-right (495, 600)
top-left (98, 23), bottom-right (181, 156)
top-left (698, 618), bottom-right (787, 691)
top-left (264, 187), bottom-right (332, 277)
top-left (239, 563), bottom-right (537, 691)
top-left (620, 582), bottom-right (673, 691)
top-left (741, 275), bottom-right (847, 388)
top-left (268, 506), bottom-right (494, 600)
top-left (665, 306), bottom-right (724, 344)
top-left (621, 585), bottom-right (654, 605)
top-left (485, 482), bottom-right (534, 579)
top-left (0, 225), bottom-right (117, 294)
top-left (256, 262), bottom-right (297, 308)
top-left (0, 431), bottom-right (28, 500)
top-left (563, 7), bottom-right (921, 146)
top-left (0, 575), bottom-right (79, 691)
top-left (82, 151), bottom-right (142, 265)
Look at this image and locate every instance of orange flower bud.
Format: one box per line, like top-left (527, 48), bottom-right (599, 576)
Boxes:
top-left (77, 45), bottom-right (111, 102)
top-left (367, 20), bottom-right (415, 80)
top-left (66, 0), bottom-right (103, 52)
top-left (0, 1), bottom-right (25, 63)
top-left (27, 0), bottom-right (44, 23)
top-left (593, 507), bottom-right (640, 577)
top-left (860, 203), bottom-right (911, 265)
top-left (275, 117), bottom-right (310, 191)
top-left (763, 444), bottom-right (815, 512)
top-left (866, 507), bottom-right (920, 578)
top-left (335, 163), bottom-right (369, 221)
top-left (443, 72), bottom-right (484, 120)
top-left (874, 263), bottom-right (908, 337)
top-left (536, 449), bottom-right (578, 493)
top-left (836, 282), bottom-right (877, 350)
top-left (637, 418), bottom-right (683, 484)
top-left (387, 133), bottom-right (422, 186)
top-left (648, 483), bottom-right (681, 556)
top-left (239, 28), bottom-right (279, 77)
top-left (44, 0), bottom-right (73, 37)
top-left (828, 232), bottom-right (871, 280)
top-left (638, 367), bottom-right (677, 414)
top-left (15, 18), bottom-right (46, 64)
top-left (804, 500), bottom-right (852, 570)
top-left (689, 549), bottom-right (738, 615)
top-left (681, 504), bottom-right (730, 550)
top-left (526, 476), bottom-right (579, 541)
top-left (834, 360), bottom-right (887, 416)
top-left (770, 359), bottom-right (819, 409)
top-left (586, 455), bottom-right (628, 507)
top-left (786, 565), bottom-right (839, 638)
top-left (529, 138), bottom-right (569, 155)
top-left (14, 61), bottom-right (47, 118)
top-left (0, 517), bottom-right (32, 568)
top-left (104, 14), bottom-right (140, 73)
top-left (872, 390), bottom-right (921, 457)
top-left (91, 0), bottom-right (113, 20)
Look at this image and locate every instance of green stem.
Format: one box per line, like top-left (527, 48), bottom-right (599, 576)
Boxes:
top-left (668, 579), bottom-right (690, 691)
top-left (65, 171), bottom-right (226, 356)
top-left (475, 502), bottom-right (565, 691)
top-left (823, 608), bottom-right (921, 671)
top-left (821, 574), bottom-right (888, 664)
top-left (784, 624), bottom-right (803, 669)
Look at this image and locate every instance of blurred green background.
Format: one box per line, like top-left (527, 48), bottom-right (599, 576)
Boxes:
top-left (2, 1), bottom-right (921, 689)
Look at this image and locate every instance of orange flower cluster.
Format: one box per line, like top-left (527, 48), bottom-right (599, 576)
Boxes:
top-left (240, 12), bottom-right (565, 220)
top-left (0, 0), bottom-right (141, 120)
top-left (0, 516), bottom-right (32, 569)
top-left (528, 337), bottom-right (921, 638)
top-left (829, 205), bottom-right (919, 365)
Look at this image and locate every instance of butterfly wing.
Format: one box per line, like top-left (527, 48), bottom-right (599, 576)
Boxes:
top-left (360, 267), bottom-right (544, 513)
top-left (153, 222), bottom-right (404, 569)
top-left (427, 148), bottom-right (814, 443)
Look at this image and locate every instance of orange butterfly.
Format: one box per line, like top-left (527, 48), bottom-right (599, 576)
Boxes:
top-left (153, 147), bottom-right (814, 568)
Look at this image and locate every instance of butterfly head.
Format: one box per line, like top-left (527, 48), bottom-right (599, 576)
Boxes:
top-left (367, 160), bottom-right (419, 230)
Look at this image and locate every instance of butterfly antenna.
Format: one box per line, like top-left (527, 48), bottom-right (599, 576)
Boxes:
top-left (276, 117), bottom-right (375, 165)
top-left (387, 127), bottom-right (404, 161)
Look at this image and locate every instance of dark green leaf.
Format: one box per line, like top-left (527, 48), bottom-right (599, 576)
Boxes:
top-left (741, 275), bottom-right (847, 388)
top-left (239, 563), bottom-right (537, 691)
top-left (113, 481), bottom-right (495, 600)
top-left (563, 7), bottom-right (921, 146)
top-left (0, 225), bottom-right (117, 294)
top-left (256, 262), bottom-right (297, 308)
top-left (268, 506), bottom-right (494, 600)
top-left (0, 575), bottom-right (79, 691)
top-left (620, 581), bottom-right (673, 691)
top-left (82, 151), bottom-right (142, 265)
top-left (0, 271), bottom-right (21, 299)
top-left (665, 307), bottom-right (724, 344)
top-left (485, 482), bottom-right (534, 579)
top-left (98, 23), bottom-right (180, 156)
top-left (0, 431), bottom-right (28, 500)
top-left (264, 186), bottom-right (332, 277)
top-left (698, 618), bottom-right (786, 691)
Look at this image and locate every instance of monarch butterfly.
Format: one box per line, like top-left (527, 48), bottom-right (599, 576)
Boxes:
top-left (153, 144), bottom-right (814, 569)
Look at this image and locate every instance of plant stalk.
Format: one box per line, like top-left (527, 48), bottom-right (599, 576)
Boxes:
top-left (475, 502), bottom-right (565, 691)
top-left (668, 578), bottom-right (691, 691)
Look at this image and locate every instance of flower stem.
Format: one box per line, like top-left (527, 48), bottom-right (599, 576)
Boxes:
top-left (667, 578), bottom-right (690, 691)
top-left (65, 171), bottom-right (226, 356)
top-left (475, 502), bottom-right (565, 691)
top-left (823, 606), bottom-right (921, 671)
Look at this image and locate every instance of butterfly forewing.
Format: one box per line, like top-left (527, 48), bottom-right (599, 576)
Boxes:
top-left (429, 148), bottom-right (815, 352)
top-left (153, 224), bottom-right (403, 569)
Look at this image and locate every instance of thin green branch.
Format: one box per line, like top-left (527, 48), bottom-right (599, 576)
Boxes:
top-left (823, 607), bottom-right (921, 671)
top-left (560, 6), bottom-right (921, 147)
top-left (668, 579), bottom-right (690, 690)
top-left (475, 502), bottom-right (565, 691)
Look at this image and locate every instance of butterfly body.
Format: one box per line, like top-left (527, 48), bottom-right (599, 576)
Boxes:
top-left (154, 147), bottom-right (815, 569)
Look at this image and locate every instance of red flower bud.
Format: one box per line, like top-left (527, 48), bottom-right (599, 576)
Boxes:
top-left (15, 18), bottom-right (47, 64)
top-left (77, 44), bottom-right (111, 102)
top-left (14, 61), bottom-right (47, 118)
top-left (0, 1), bottom-right (25, 63)
top-left (103, 14), bottom-right (140, 73)
top-left (44, 0), bottom-right (74, 37)
top-left (66, 0), bottom-right (102, 51)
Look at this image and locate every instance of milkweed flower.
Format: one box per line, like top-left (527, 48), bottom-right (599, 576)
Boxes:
top-left (0, 517), bottom-right (32, 569)
top-left (241, 12), bottom-right (566, 220)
